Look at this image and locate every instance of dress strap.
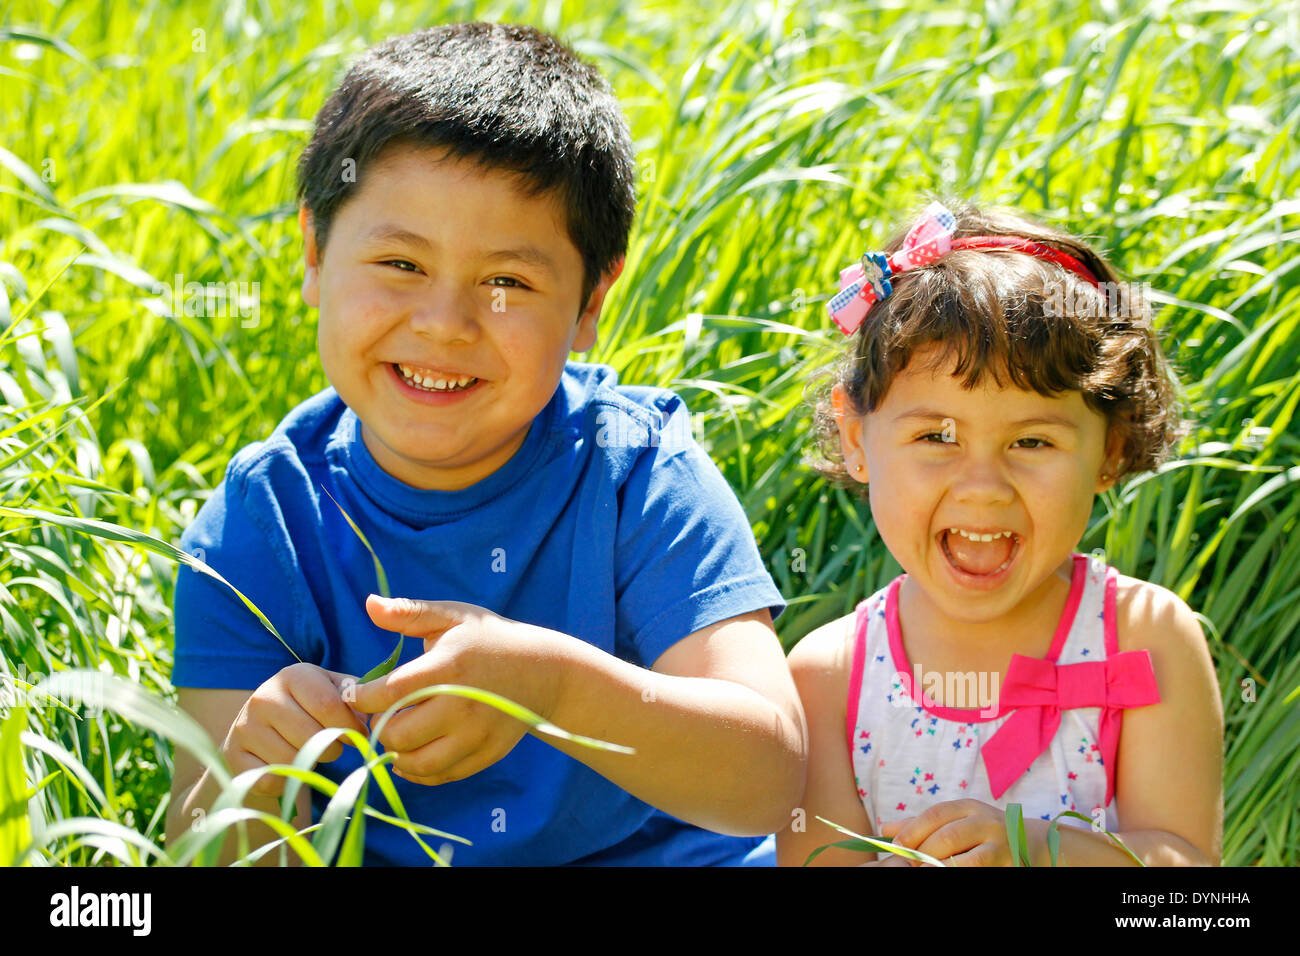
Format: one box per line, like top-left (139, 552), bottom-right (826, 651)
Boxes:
top-left (843, 597), bottom-right (875, 757)
top-left (1103, 564), bottom-right (1120, 656)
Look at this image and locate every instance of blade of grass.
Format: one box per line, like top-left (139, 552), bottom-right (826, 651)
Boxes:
top-left (320, 485), bottom-right (404, 681)
top-left (813, 815), bottom-right (947, 866)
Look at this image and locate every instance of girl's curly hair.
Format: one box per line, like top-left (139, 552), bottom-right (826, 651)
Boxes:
top-left (805, 202), bottom-right (1191, 495)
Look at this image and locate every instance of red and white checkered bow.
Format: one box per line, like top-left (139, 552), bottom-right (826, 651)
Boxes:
top-left (827, 202), bottom-right (958, 335)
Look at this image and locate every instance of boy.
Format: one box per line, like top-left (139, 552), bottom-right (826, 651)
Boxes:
top-left (164, 22), bottom-right (805, 866)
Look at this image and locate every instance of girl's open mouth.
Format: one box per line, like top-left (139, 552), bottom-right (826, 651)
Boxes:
top-left (939, 528), bottom-right (1021, 589)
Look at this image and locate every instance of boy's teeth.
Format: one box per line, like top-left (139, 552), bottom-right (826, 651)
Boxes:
top-left (397, 364), bottom-right (476, 391)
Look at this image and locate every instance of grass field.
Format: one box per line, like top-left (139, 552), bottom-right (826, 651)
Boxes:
top-left (1, 0), bottom-right (1297, 866)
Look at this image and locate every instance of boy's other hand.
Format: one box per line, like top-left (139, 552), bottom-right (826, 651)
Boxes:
top-left (350, 595), bottom-right (566, 786)
top-left (222, 663), bottom-right (371, 798)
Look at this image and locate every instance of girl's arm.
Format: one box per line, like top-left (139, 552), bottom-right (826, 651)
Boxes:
top-left (776, 614), bottom-right (880, 866)
top-left (1034, 579), bottom-right (1223, 866)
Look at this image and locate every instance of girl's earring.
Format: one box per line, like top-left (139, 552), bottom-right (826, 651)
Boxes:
top-left (855, 464), bottom-right (865, 475)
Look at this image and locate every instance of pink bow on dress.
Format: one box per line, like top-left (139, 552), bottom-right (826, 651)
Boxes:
top-left (980, 651), bottom-right (1161, 806)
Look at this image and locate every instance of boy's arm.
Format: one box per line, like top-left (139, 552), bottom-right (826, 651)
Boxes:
top-left (775, 615), bottom-right (880, 866)
top-left (1028, 581), bottom-right (1223, 866)
top-left (354, 599), bottom-right (805, 838)
top-left (540, 607), bottom-right (806, 837)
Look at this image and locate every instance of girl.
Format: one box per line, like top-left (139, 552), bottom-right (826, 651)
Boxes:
top-left (777, 202), bottom-right (1223, 866)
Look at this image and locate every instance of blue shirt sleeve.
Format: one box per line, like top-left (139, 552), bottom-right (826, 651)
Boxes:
top-left (612, 395), bottom-right (786, 668)
top-left (172, 459), bottom-right (318, 690)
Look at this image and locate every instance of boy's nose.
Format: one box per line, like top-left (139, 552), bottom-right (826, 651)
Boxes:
top-left (407, 290), bottom-right (482, 345)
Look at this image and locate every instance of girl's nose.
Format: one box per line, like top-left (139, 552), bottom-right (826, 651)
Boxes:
top-left (951, 456), bottom-right (1016, 505)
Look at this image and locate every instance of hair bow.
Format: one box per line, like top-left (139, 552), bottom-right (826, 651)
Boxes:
top-left (827, 202), bottom-right (957, 335)
top-left (826, 202), bottom-right (1104, 336)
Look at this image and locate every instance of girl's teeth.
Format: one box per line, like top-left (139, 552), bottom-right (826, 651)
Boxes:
top-left (947, 528), bottom-right (1014, 543)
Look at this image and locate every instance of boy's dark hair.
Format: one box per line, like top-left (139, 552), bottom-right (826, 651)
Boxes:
top-left (806, 202), bottom-right (1191, 493)
top-left (296, 22), bottom-right (637, 310)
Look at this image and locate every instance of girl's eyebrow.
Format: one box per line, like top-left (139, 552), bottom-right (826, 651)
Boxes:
top-left (893, 408), bottom-right (1080, 431)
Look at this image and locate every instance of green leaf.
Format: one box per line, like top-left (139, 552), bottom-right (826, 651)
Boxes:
top-left (32, 670), bottom-right (229, 787)
top-left (358, 640), bottom-right (404, 684)
top-left (0, 706), bottom-right (32, 867)
top-left (321, 485), bottom-right (404, 680)
top-left (1050, 810), bottom-right (1146, 867)
top-left (813, 815), bottom-right (947, 866)
top-left (320, 485), bottom-right (389, 597)
top-left (1047, 816), bottom-right (1062, 867)
top-left (802, 837), bottom-right (880, 866)
top-left (371, 684), bottom-right (637, 756)
top-left (0, 506), bottom-right (302, 664)
top-left (1006, 803), bottom-right (1032, 866)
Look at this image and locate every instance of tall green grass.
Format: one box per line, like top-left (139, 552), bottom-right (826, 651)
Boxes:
top-left (1, 0), bottom-right (1296, 865)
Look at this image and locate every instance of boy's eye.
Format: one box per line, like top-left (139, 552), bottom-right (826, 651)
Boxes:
top-left (382, 259), bottom-right (420, 273)
top-left (488, 276), bottom-right (528, 289)
top-left (1015, 437), bottom-right (1052, 449)
top-left (920, 432), bottom-right (955, 444)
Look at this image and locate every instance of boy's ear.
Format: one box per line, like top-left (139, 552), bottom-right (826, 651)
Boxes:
top-left (572, 256), bottom-right (624, 353)
top-left (299, 205), bottom-right (321, 309)
top-left (832, 384), bottom-right (869, 483)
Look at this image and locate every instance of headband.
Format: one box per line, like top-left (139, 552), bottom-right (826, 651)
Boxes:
top-left (826, 202), bottom-right (1103, 335)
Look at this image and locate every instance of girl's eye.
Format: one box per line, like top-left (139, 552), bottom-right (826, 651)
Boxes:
top-left (1015, 438), bottom-right (1052, 449)
top-left (383, 259), bottom-right (420, 273)
top-left (920, 432), bottom-right (955, 444)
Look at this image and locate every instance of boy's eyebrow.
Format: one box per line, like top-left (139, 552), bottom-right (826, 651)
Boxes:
top-left (362, 224), bottom-right (558, 276)
top-left (481, 246), bottom-right (559, 276)
top-left (893, 408), bottom-right (1081, 431)
top-left (364, 224), bottom-right (434, 250)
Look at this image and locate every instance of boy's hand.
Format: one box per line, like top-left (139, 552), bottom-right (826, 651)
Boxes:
top-left (222, 663), bottom-right (371, 798)
top-left (348, 595), bottom-right (567, 786)
top-left (879, 799), bottom-right (1018, 867)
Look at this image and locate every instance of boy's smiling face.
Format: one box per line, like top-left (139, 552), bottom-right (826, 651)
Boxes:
top-left (834, 342), bottom-right (1125, 630)
top-left (301, 143), bottom-right (621, 491)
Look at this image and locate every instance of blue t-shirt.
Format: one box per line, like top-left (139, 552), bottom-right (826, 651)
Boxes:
top-left (172, 361), bottom-right (787, 865)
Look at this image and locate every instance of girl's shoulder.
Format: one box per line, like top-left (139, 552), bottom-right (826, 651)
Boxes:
top-left (787, 610), bottom-right (859, 678)
top-left (1109, 568), bottom-right (1207, 658)
top-left (788, 582), bottom-right (891, 669)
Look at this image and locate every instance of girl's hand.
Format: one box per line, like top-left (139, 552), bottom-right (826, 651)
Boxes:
top-left (858, 853), bottom-right (913, 867)
top-left (348, 595), bottom-right (567, 785)
top-left (880, 799), bottom-right (1020, 867)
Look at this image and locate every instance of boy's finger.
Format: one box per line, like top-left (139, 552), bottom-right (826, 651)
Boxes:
top-left (348, 671), bottom-right (393, 715)
top-left (350, 653), bottom-right (444, 716)
top-left (288, 669), bottom-right (371, 740)
top-left (324, 670), bottom-right (373, 737)
top-left (364, 594), bottom-right (468, 639)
